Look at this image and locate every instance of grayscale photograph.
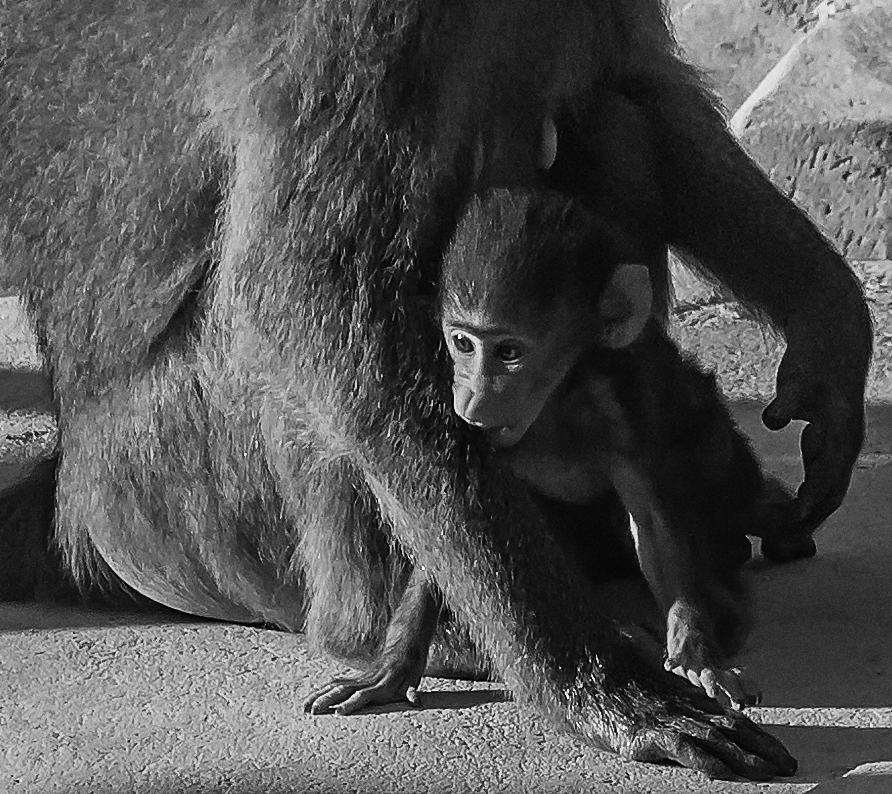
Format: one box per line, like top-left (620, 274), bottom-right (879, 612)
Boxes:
top-left (1, 0), bottom-right (890, 791)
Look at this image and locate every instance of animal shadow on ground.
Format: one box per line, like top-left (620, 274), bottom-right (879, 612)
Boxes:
top-left (0, 602), bottom-right (199, 632)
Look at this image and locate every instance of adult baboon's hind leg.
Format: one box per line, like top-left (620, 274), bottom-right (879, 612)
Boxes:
top-left (55, 346), bottom-right (303, 627)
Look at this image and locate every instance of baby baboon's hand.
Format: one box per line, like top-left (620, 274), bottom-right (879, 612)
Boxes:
top-left (664, 654), bottom-right (760, 711)
top-left (665, 603), bottom-right (760, 710)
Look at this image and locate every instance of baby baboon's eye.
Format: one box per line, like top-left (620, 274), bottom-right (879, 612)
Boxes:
top-left (451, 332), bottom-right (475, 355)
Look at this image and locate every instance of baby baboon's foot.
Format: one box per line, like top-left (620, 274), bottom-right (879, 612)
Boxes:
top-left (761, 533), bottom-right (817, 564)
top-left (752, 476), bottom-right (817, 563)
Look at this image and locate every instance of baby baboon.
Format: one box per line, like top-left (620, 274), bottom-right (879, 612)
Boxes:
top-left (440, 189), bottom-right (789, 707)
top-left (306, 188), bottom-right (802, 715)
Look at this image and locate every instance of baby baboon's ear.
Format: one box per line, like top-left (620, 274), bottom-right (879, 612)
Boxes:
top-left (598, 264), bottom-right (653, 348)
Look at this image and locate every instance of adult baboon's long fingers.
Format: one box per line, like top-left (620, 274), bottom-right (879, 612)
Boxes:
top-left (698, 709), bottom-right (797, 778)
top-left (623, 700), bottom-right (796, 781)
top-left (765, 360), bottom-right (865, 536)
top-left (334, 673), bottom-right (425, 715)
top-left (304, 669), bottom-right (423, 715)
top-left (675, 718), bottom-right (789, 781)
top-left (795, 411), bottom-right (863, 534)
top-left (303, 679), bottom-right (358, 714)
top-left (628, 730), bottom-right (736, 780)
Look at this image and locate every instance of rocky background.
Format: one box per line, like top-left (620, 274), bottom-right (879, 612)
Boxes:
top-left (663, 0), bottom-right (892, 403)
top-left (672, 0), bottom-right (891, 262)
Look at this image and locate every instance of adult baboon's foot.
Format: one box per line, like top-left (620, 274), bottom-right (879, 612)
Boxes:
top-left (304, 662), bottom-right (425, 715)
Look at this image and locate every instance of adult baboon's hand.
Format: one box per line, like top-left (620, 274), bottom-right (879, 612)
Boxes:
top-left (304, 662), bottom-right (425, 715)
top-left (762, 306), bottom-right (871, 535)
top-left (601, 688), bottom-right (797, 781)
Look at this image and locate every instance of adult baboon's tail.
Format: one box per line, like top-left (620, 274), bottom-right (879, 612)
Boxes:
top-left (0, 456), bottom-right (75, 600)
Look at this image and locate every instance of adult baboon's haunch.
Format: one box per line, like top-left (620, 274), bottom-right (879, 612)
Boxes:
top-left (0, 0), bottom-right (870, 780)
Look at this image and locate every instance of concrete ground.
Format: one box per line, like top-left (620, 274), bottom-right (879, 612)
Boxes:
top-left (2, 279), bottom-right (892, 794)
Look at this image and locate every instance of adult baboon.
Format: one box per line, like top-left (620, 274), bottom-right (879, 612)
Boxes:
top-left (0, 0), bottom-right (870, 780)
